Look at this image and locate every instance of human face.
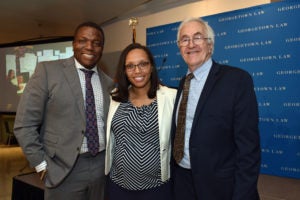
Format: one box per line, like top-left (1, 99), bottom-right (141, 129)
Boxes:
top-left (9, 70), bottom-right (15, 79)
top-left (73, 26), bottom-right (103, 69)
top-left (125, 49), bottom-right (152, 90)
top-left (178, 21), bottom-right (212, 72)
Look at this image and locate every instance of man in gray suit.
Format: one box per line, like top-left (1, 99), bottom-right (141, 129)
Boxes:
top-left (14, 22), bottom-right (114, 200)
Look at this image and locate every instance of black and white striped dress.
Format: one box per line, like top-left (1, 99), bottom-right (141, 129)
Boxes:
top-left (110, 99), bottom-right (162, 190)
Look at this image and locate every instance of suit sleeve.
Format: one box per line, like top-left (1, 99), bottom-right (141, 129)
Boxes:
top-left (14, 62), bottom-right (48, 168)
top-left (232, 72), bottom-right (261, 200)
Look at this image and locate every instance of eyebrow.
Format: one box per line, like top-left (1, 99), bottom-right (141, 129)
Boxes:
top-left (181, 32), bottom-right (203, 38)
top-left (125, 60), bottom-right (149, 65)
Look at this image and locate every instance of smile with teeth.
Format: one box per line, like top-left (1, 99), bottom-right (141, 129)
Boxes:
top-left (83, 53), bottom-right (94, 58)
top-left (134, 76), bottom-right (144, 81)
top-left (187, 51), bottom-right (198, 54)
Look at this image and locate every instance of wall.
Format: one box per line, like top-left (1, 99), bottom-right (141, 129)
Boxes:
top-left (103, 0), bottom-right (271, 53)
top-left (0, 114), bottom-right (15, 145)
top-left (100, 0), bottom-right (271, 78)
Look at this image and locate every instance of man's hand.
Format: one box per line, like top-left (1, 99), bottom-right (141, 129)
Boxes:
top-left (38, 169), bottom-right (47, 181)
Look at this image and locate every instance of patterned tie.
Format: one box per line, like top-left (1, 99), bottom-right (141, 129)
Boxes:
top-left (81, 69), bottom-right (99, 156)
top-left (173, 73), bottom-right (194, 163)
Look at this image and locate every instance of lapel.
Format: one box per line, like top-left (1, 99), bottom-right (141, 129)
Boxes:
top-left (172, 77), bottom-right (185, 135)
top-left (98, 69), bottom-right (109, 115)
top-left (191, 61), bottom-right (222, 132)
top-left (174, 77), bottom-right (185, 110)
top-left (62, 57), bottom-right (86, 121)
top-left (156, 85), bottom-right (166, 128)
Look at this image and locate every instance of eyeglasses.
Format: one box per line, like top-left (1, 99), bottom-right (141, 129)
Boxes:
top-left (178, 35), bottom-right (210, 47)
top-left (125, 61), bottom-right (150, 72)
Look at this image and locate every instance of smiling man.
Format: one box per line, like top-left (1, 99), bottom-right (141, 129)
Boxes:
top-left (171, 17), bottom-right (261, 200)
top-left (14, 22), bottom-right (114, 200)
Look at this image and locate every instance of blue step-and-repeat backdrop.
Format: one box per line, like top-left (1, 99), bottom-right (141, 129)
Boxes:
top-left (146, 1), bottom-right (300, 179)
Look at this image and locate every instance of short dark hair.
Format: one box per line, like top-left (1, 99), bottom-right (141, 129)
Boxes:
top-left (73, 21), bottom-right (105, 46)
top-left (112, 43), bottom-right (160, 102)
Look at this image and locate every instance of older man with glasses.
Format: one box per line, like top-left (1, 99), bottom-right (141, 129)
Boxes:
top-left (171, 17), bottom-right (261, 200)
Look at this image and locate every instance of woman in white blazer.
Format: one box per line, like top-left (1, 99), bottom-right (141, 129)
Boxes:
top-left (105, 43), bottom-right (176, 200)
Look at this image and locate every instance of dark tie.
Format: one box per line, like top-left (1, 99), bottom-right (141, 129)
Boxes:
top-left (173, 73), bottom-right (194, 163)
top-left (81, 69), bottom-right (99, 156)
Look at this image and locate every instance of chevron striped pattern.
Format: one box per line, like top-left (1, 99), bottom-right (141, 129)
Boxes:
top-left (110, 100), bottom-right (163, 190)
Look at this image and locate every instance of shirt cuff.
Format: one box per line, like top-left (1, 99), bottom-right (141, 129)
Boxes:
top-left (35, 160), bottom-right (47, 172)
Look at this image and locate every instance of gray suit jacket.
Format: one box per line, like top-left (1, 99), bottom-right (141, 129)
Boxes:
top-left (14, 57), bottom-right (114, 187)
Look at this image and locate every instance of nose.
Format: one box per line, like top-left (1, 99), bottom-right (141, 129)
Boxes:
top-left (85, 41), bottom-right (93, 49)
top-left (188, 39), bottom-right (195, 48)
top-left (133, 65), bottom-right (142, 72)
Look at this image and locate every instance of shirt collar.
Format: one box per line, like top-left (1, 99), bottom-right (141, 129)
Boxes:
top-left (187, 58), bottom-right (212, 80)
top-left (74, 58), bottom-right (98, 74)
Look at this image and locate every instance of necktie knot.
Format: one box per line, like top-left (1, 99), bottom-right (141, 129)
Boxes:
top-left (80, 69), bottom-right (94, 79)
top-left (186, 73), bottom-right (194, 81)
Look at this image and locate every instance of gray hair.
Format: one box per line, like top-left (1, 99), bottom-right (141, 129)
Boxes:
top-left (177, 17), bottom-right (215, 53)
